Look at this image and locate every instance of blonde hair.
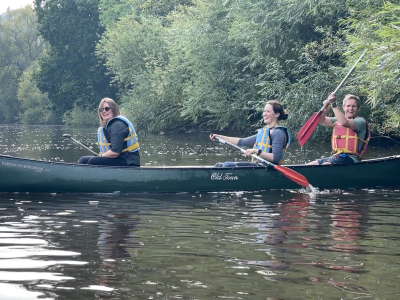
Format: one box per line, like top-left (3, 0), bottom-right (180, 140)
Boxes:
top-left (343, 94), bottom-right (361, 108)
top-left (98, 98), bottom-right (120, 126)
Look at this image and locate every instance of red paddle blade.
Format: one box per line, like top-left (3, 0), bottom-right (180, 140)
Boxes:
top-left (297, 112), bottom-right (321, 146)
top-left (274, 165), bottom-right (309, 188)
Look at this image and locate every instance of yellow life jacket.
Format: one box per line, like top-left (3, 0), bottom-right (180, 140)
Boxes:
top-left (97, 115), bottom-right (140, 155)
top-left (331, 119), bottom-right (369, 160)
top-left (252, 126), bottom-right (290, 165)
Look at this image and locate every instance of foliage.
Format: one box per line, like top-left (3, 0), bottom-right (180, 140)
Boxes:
top-left (225, 0), bottom-right (350, 133)
top-left (0, 7), bottom-right (46, 123)
top-left (17, 62), bottom-right (59, 124)
top-left (345, 1), bottom-right (400, 135)
top-left (97, 7), bottom-right (190, 132)
top-left (99, 0), bottom-right (133, 28)
top-left (62, 104), bottom-right (98, 126)
top-left (34, 0), bottom-right (118, 115)
top-left (103, 0), bottom-right (356, 133)
top-left (2, 0), bottom-right (399, 138)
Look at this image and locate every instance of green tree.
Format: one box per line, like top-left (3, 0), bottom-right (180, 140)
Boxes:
top-left (96, 0), bottom-right (400, 138)
top-left (0, 6), bottom-right (46, 123)
top-left (99, 0), bottom-right (133, 28)
top-left (345, 1), bottom-right (400, 135)
top-left (97, 0), bottom-right (194, 132)
top-left (34, 0), bottom-right (118, 116)
top-left (17, 62), bottom-right (58, 124)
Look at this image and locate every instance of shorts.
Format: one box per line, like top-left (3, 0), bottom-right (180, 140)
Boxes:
top-left (317, 154), bottom-right (356, 165)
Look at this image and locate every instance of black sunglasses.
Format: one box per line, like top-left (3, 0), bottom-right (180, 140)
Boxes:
top-left (99, 106), bottom-right (111, 112)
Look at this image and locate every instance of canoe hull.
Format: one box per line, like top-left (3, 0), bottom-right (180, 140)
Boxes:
top-left (1, 154), bottom-right (400, 193)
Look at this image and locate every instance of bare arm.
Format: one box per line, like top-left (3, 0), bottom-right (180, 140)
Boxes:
top-left (210, 133), bottom-right (241, 145)
top-left (245, 148), bottom-right (275, 162)
top-left (101, 149), bottom-right (120, 158)
top-left (243, 130), bottom-right (286, 164)
top-left (331, 108), bottom-right (357, 130)
top-left (319, 95), bottom-right (335, 127)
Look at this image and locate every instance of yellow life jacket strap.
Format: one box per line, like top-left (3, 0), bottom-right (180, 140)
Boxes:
top-left (122, 142), bottom-right (140, 152)
top-left (123, 131), bottom-right (136, 142)
top-left (121, 128), bottom-right (139, 152)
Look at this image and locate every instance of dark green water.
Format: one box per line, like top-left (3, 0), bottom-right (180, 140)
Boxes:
top-left (0, 125), bottom-right (400, 299)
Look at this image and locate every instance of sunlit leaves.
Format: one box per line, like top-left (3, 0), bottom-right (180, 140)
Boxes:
top-left (345, 1), bottom-right (400, 135)
top-left (0, 6), bottom-right (47, 123)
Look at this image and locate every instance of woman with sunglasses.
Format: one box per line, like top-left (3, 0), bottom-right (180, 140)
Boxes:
top-left (78, 98), bottom-right (140, 166)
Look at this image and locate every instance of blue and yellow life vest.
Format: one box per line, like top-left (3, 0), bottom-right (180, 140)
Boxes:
top-left (252, 126), bottom-right (290, 165)
top-left (97, 115), bottom-right (140, 155)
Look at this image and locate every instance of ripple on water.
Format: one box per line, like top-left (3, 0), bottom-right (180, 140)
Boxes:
top-left (0, 282), bottom-right (49, 300)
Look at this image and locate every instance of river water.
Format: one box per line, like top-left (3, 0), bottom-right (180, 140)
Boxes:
top-left (0, 125), bottom-right (400, 299)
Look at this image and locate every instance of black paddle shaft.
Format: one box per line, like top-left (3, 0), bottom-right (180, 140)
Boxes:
top-left (63, 134), bottom-right (98, 156)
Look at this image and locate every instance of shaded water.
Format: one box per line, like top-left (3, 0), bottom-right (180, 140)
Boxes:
top-left (1, 125), bottom-right (400, 299)
top-left (1, 125), bottom-right (399, 165)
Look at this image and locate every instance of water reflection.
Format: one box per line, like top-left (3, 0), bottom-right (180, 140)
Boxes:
top-left (0, 195), bottom-right (91, 299)
top-left (0, 190), bottom-right (399, 299)
top-left (0, 282), bottom-right (49, 300)
top-left (329, 202), bottom-right (367, 253)
top-left (97, 211), bottom-right (140, 290)
top-left (219, 191), bottom-right (379, 298)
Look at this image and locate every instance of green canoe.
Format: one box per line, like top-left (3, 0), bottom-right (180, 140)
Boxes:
top-left (1, 154), bottom-right (399, 193)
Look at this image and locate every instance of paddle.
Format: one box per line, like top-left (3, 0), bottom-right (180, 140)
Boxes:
top-left (215, 136), bottom-right (310, 188)
top-left (297, 49), bottom-right (367, 146)
top-left (63, 134), bottom-right (99, 156)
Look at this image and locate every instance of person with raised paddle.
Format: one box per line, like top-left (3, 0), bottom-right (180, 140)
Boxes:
top-left (210, 100), bottom-right (290, 166)
top-left (78, 98), bottom-right (141, 166)
top-left (307, 93), bottom-right (370, 165)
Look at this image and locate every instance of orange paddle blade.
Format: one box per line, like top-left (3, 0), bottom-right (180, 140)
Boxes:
top-left (297, 50), bottom-right (367, 147)
top-left (274, 165), bottom-right (309, 188)
top-left (297, 111), bottom-right (322, 146)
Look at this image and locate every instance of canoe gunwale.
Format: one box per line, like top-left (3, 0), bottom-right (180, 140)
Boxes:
top-left (1, 154), bottom-right (399, 170)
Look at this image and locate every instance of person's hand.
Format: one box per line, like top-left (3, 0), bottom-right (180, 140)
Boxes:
top-left (244, 149), bottom-right (257, 157)
top-left (327, 93), bottom-right (336, 104)
top-left (210, 133), bottom-right (217, 141)
top-left (323, 99), bottom-right (331, 108)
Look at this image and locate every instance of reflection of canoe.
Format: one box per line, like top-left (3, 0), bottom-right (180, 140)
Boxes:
top-left (1, 154), bottom-right (400, 193)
